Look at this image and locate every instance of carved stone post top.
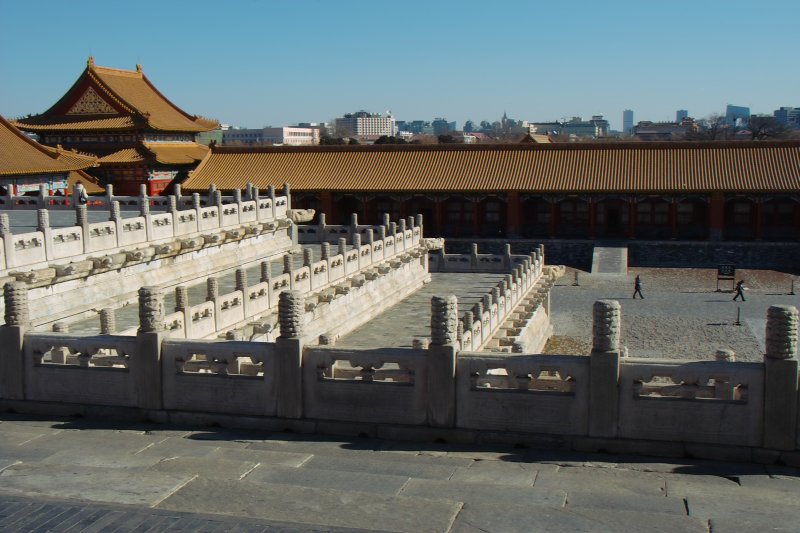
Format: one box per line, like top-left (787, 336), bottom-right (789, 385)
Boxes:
top-left (4, 281), bottom-right (30, 327)
top-left (283, 254), bottom-right (293, 273)
top-left (318, 213), bottom-right (326, 225)
top-left (213, 190), bottom-right (223, 206)
top-left (504, 243), bottom-right (512, 255)
top-left (0, 213), bottom-right (10, 235)
top-left (278, 290), bottom-right (305, 338)
top-left (350, 213), bottom-right (358, 226)
top-left (592, 299), bottom-right (621, 352)
top-left (338, 237), bottom-right (347, 254)
top-left (105, 183), bottom-right (114, 197)
top-left (352, 233), bottom-right (361, 247)
top-left (471, 243), bottom-right (478, 255)
top-left (235, 268), bottom-right (248, 291)
top-left (283, 182), bottom-right (291, 196)
top-left (100, 307), bottom-right (116, 335)
top-left (321, 242), bottom-right (331, 259)
top-left (52, 321), bottom-right (69, 332)
top-left (233, 188), bottom-right (242, 202)
top-left (260, 260), bottom-right (271, 281)
top-left (206, 277), bottom-right (219, 301)
top-left (267, 185), bottom-right (276, 198)
top-left (192, 193), bottom-right (201, 209)
top-left (398, 219), bottom-right (406, 232)
top-left (378, 225), bottom-right (386, 239)
top-left (390, 222), bottom-right (397, 235)
top-left (303, 247), bottom-right (313, 266)
top-left (175, 285), bottom-right (189, 310)
top-left (483, 294), bottom-right (492, 309)
top-left (382, 213), bottom-right (391, 226)
top-left (140, 199), bottom-right (150, 216)
top-left (431, 294), bottom-right (458, 346)
top-left (365, 228), bottom-right (374, 243)
top-left (138, 286), bottom-right (165, 333)
top-left (167, 195), bottom-right (177, 212)
top-left (38, 183), bottom-right (48, 196)
top-left (173, 184), bottom-right (182, 198)
top-left (407, 216), bottom-right (414, 228)
top-left (415, 213), bottom-right (423, 227)
top-left (37, 209), bottom-right (50, 230)
top-left (715, 349), bottom-right (736, 362)
top-left (765, 304), bottom-right (798, 360)
top-left (226, 330), bottom-right (244, 341)
top-left (139, 184), bottom-right (148, 198)
top-left (463, 310), bottom-right (474, 326)
top-left (474, 301), bottom-right (484, 317)
top-left (491, 287), bottom-right (501, 303)
top-left (110, 201), bottom-right (121, 222)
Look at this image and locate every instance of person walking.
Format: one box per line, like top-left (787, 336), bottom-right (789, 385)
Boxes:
top-left (632, 274), bottom-right (644, 299)
top-left (733, 280), bottom-right (746, 301)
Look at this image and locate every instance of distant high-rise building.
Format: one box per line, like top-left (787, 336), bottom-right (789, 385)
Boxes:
top-left (676, 109), bottom-right (688, 122)
top-left (773, 107), bottom-right (800, 129)
top-left (725, 105), bottom-right (750, 127)
top-left (335, 111), bottom-right (396, 138)
top-left (623, 110), bottom-right (634, 134)
top-left (432, 118), bottom-right (457, 136)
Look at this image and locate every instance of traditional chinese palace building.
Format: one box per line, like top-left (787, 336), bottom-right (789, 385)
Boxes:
top-left (0, 114), bottom-right (103, 196)
top-left (14, 58), bottom-right (216, 195)
top-left (183, 141), bottom-right (800, 241)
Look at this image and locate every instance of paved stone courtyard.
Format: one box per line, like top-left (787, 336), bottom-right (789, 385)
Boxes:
top-left (0, 414), bottom-right (796, 532)
top-left (547, 267), bottom-right (800, 361)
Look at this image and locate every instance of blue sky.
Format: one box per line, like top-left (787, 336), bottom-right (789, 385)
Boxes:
top-left (1, 0), bottom-right (798, 130)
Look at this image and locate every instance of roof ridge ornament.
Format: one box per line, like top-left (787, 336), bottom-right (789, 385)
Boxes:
top-left (87, 56), bottom-right (95, 68)
top-left (136, 63), bottom-right (143, 73)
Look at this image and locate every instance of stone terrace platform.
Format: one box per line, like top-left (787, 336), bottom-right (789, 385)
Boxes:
top-left (0, 414), bottom-right (797, 532)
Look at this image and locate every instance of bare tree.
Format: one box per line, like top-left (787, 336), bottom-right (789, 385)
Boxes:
top-left (746, 115), bottom-right (790, 140)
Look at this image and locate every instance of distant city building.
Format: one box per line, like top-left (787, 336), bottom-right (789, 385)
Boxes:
top-left (725, 105), bottom-right (750, 127)
top-left (561, 115), bottom-right (610, 138)
top-left (774, 107), bottom-right (800, 129)
top-left (432, 118), bottom-right (457, 136)
top-left (633, 118), bottom-right (699, 141)
top-left (223, 126), bottom-right (320, 146)
top-left (528, 122), bottom-right (562, 136)
top-left (676, 109), bottom-right (689, 122)
top-left (335, 111), bottom-right (396, 139)
top-left (397, 120), bottom-right (433, 135)
top-left (623, 110), bottom-right (634, 135)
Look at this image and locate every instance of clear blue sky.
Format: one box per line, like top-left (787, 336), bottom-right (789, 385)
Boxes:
top-left (1, 0), bottom-right (798, 131)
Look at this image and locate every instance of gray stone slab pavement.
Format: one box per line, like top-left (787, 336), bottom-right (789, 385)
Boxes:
top-left (0, 414), bottom-right (797, 531)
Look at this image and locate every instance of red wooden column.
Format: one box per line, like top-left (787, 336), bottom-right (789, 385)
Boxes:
top-left (709, 192), bottom-right (725, 240)
top-left (754, 200), bottom-right (763, 240)
top-left (320, 191), bottom-right (334, 222)
top-left (472, 199), bottom-right (481, 237)
top-left (506, 191), bottom-right (521, 238)
top-left (548, 201), bottom-right (558, 238)
top-left (434, 198), bottom-right (444, 236)
top-left (670, 199), bottom-right (678, 239)
top-left (627, 200), bottom-right (637, 238)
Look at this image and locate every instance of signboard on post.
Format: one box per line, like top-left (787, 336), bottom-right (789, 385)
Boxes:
top-left (717, 263), bottom-right (735, 291)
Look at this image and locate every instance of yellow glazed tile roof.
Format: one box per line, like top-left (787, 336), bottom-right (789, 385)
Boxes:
top-left (98, 143), bottom-right (209, 165)
top-left (183, 142), bottom-right (800, 194)
top-left (15, 59), bottom-right (218, 133)
top-left (0, 115), bottom-right (97, 176)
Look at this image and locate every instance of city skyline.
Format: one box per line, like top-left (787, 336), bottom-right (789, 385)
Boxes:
top-left (1, 0), bottom-right (798, 131)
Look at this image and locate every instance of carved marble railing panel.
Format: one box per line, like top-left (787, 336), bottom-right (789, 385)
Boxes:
top-left (162, 339), bottom-right (276, 416)
top-left (358, 244), bottom-right (372, 269)
top-left (270, 274), bottom-right (291, 307)
top-left (149, 213), bottom-right (174, 241)
top-left (303, 347), bottom-right (428, 425)
top-left (371, 241), bottom-right (385, 262)
top-left (291, 266), bottom-right (311, 294)
top-left (118, 216), bottom-right (147, 246)
top-left (187, 301), bottom-right (216, 339)
top-left (12, 231), bottom-right (46, 266)
top-left (411, 227), bottom-right (420, 246)
top-left (174, 210), bottom-right (198, 235)
top-left (220, 204), bottom-right (240, 228)
top-left (344, 250), bottom-right (360, 276)
top-left (247, 281), bottom-right (271, 317)
top-left (257, 199), bottom-right (274, 222)
top-left (328, 254), bottom-right (345, 282)
top-left (50, 227), bottom-right (84, 259)
top-left (274, 195), bottom-right (288, 218)
top-left (310, 259), bottom-right (329, 290)
top-left (86, 221), bottom-right (117, 252)
top-left (0, 239), bottom-right (5, 270)
top-left (457, 354), bottom-right (590, 435)
top-left (24, 333), bottom-right (139, 406)
top-left (197, 206), bottom-right (220, 231)
top-left (323, 226), bottom-right (350, 242)
top-left (239, 200), bottom-right (258, 223)
top-left (618, 359), bottom-right (764, 447)
top-left (164, 310), bottom-right (186, 339)
top-left (384, 237), bottom-right (396, 258)
top-left (215, 290), bottom-right (245, 331)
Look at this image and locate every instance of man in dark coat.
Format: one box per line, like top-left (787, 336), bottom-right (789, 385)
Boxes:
top-left (632, 275), bottom-right (644, 299)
